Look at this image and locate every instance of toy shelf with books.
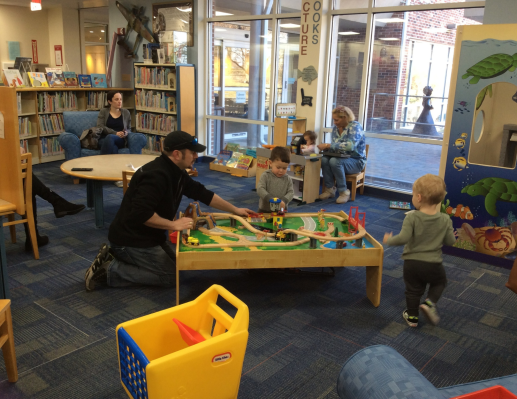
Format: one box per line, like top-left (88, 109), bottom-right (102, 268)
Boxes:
top-left (273, 117), bottom-right (307, 147)
top-left (209, 145), bottom-right (257, 178)
top-left (0, 87), bottom-right (134, 164)
top-left (133, 63), bottom-right (196, 157)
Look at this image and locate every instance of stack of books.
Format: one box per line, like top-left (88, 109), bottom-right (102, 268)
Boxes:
top-left (38, 114), bottom-right (65, 135)
top-left (135, 112), bottom-right (177, 135)
top-left (40, 137), bottom-right (63, 157)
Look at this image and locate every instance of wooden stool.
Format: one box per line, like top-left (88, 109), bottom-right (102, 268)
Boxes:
top-left (345, 144), bottom-right (369, 201)
top-left (0, 299), bottom-right (18, 382)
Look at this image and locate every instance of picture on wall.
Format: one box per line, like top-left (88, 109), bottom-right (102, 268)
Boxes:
top-left (152, 1), bottom-right (193, 47)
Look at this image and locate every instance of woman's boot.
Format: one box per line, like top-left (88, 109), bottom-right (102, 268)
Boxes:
top-left (33, 174), bottom-right (85, 218)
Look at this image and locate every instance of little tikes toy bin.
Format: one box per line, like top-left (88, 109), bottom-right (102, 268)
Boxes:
top-left (116, 285), bottom-right (249, 399)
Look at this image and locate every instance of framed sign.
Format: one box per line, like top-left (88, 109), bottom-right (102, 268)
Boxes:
top-left (152, 1), bottom-right (194, 47)
top-left (54, 45), bottom-right (63, 66)
top-left (276, 103), bottom-right (297, 117)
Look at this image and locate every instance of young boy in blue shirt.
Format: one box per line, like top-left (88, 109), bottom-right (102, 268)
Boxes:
top-left (384, 174), bottom-right (456, 327)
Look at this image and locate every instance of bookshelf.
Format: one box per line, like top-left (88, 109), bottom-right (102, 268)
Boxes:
top-left (0, 87), bottom-right (134, 164)
top-left (133, 63), bottom-right (196, 155)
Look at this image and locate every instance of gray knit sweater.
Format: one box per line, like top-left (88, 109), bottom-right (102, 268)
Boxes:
top-left (257, 170), bottom-right (294, 212)
top-left (386, 211), bottom-right (456, 263)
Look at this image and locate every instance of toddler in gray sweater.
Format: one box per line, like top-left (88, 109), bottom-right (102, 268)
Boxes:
top-left (257, 146), bottom-right (294, 212)
top-left (384, 174), bottom-right (456, 328)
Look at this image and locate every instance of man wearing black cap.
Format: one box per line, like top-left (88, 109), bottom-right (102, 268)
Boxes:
top-left (84, 131), bottom-right (253, 291)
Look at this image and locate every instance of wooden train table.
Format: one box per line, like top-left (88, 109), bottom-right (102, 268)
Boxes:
top-left (174, 205), bottom-right (384, 307)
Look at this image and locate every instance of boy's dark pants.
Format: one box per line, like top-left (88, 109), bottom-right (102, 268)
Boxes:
top-left (404, 259), bottom-right (447, 317)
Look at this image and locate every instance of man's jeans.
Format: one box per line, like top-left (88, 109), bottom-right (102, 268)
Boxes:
top-left (321, 156), bottom-right (365, 193)
top-left (107, 242), bottom-right (176, 287)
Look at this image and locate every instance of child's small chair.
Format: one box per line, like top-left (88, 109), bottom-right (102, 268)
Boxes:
top-left (0, 299), bottom-right (18, 382)
top-left (346, 144), bottom-right (369, 201)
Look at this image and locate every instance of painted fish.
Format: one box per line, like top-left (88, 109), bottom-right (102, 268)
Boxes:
top-left (454, 138), bottom-right (466, 149)
top-left (453, 157), bottom-right (468, 170)
top-left (461, 133), bottom-right (468, 138)
top-left (446, 205), bottom-right (474, 220)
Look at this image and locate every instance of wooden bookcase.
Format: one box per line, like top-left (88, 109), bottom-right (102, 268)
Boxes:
top-left (0, 87), bottom-right (134, 164)
top-left (133, 63), bottom-right (196, 155)
top-left (273, 117), bottom-right (307, 147)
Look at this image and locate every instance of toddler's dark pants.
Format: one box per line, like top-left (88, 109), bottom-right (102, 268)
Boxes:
top-left (404, 259), bottom-right (447, 317)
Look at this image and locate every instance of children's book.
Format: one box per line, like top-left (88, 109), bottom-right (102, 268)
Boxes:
top-left (168, 73), bottom-right (176, 90)
top-left (63, 72), bottom-right (79, 87)
top-left (225, 143), bottom-right (240, 152)
top-left (45, 68), bottom-right (65, 87)
top-left (226, 152), bottom-right (243, 168)
top-left (78, 74), bottom-right (92, 88)
top-left (167, 94), bottom-right (176, 113)
top-left (236, 155), bottom-right (253, 170)
top-left (389, 201), bottom-right (411, 210)
top-left (2, 69), bottom-right (25, 87)
top-left (91, 74), bottom-right (108, 88)
top-left (215, 150), bottom-right (233, 166)
top-left (27, 72), bottom-right (49, 87)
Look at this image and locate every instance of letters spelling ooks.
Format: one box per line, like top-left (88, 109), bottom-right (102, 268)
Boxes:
top-left (301, 1), bottom-right (321, 56)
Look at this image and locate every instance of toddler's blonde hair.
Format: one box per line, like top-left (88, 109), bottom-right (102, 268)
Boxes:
top-left (413, 174), bottom-right (446, 205)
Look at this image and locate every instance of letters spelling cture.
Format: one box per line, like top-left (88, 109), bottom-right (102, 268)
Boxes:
top-left (301, 1), bottom-right (321, 56)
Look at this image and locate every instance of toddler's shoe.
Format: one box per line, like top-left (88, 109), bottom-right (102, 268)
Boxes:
top-left (319, 186), bottom-right (336, 200)
top-left (403, 310), bottom-right (418, 327)
top-left (420, 299), bottom-right (440, 325)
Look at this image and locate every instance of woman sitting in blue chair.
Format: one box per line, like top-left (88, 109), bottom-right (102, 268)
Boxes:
top-left (97, 90), bottom-right (134, 155)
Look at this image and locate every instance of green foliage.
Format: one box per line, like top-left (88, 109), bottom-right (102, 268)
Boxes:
top-left (454, 239), bottom-right (477, 251)
top-left (440, 199), bottom-right (451, 216)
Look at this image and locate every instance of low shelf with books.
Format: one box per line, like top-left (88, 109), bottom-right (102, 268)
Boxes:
top-left (209, 145), bottom-right (257, 178)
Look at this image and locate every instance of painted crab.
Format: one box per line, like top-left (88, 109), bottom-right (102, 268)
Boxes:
top-left (462, 53), bottom-right (517, 85)
top-left (474, 226), bottom-right (516, 257)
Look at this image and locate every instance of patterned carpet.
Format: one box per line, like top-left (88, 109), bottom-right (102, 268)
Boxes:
top-left (0, 159), bottom-right (516, 398)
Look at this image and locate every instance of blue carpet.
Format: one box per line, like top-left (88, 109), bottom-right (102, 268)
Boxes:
top-left (1, 160), bottom-right (516, 398)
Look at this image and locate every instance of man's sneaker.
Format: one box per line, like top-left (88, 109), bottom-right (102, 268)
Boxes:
top-left (319, 186), bottom-right (336, 200)
top-left (84, 243), bottom-right (111, 279)
top-left (403, 310), bottom-right (418, 327)
top-left (336, 190), bottom-right (351, 204)
top-left (85, 261), bottom-right (109, 291)
top-left (420, 299), bottom-right (440, 325)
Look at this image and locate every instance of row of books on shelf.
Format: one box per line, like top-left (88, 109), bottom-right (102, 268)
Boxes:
top-left (87, 91), bottom-right (108, 109)
top-left (19, 116), bottom-right (33, 137)
top-left (214, 150), bottom-right (254, 170)
top-left (143, 134), bottom-right (165, 154)
top-left (20, 139), bottom-right (29, 154)
top-left (38, 91), bottom-right (77, 113)
top-left (39, 114), bottom-right (65, 135)
top-left (135, 89), bottom-right (176, 112)
top-left (135, 112), bottom-right (177, 135)
top-left (134, 66), bottom-right (176, 89)
top-left (40, 137), bottom-right (64, 157)
top-left (2, 67), bottom-right (108, 89)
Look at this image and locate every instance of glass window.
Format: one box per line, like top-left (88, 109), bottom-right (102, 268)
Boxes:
top-left (84, 23), bottom-right (107, 43)
top-left (85, 46), bottom-right (107, 74)
top-left (209, 21), bottom-right (272, 122)
top-left (276, 18), bottom-right (300, 108)
top-left (366, 9), bottom-right (484, 139)
top-left (84, 23), bottom-right (108, 74)
top-left (375, 0), bottom-right (473, 6)
top-left (280, 0), bottom-right (302, 13)
top-left (211, 0), bottom-right (274, 17)
top-left (334, 0), bottom-right (369, 9)
top-left (207, 119), bottom-right (270, 155)
top-left (326, 14), bottom-right (368, 126)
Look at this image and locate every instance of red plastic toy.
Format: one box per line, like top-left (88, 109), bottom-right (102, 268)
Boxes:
top-left (173, 318), bottom-right (206, 347)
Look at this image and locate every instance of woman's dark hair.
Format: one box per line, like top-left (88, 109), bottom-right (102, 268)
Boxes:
top-left (106, 90), bottom-right (123, 107)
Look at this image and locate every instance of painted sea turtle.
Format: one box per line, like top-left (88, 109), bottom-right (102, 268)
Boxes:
top-left (461, 177), bottom-right (517, 217)
top-left (462, 53), bottom-right (517, 84)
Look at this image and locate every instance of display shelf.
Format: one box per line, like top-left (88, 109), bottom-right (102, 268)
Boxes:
top-left (135, 107), bottom-right (176, 115)
top-left (135, 85), bottom-right (176, 91)
top-left (19, 112), bottom-right (36, 116)
top-left (40, 154), bottom-right (65, 162)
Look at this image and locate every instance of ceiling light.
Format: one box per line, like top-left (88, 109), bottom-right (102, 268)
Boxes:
top-left (177, 7), bottom-right (191, 12)
top-left (379, 37), bottom-right (400, 41)
top-left (215, 11), bottom-right (233, 16)
top-left (376, 18), bottom-right (404, 23)
top-left (279, 23), bottom-right (300, 28)
top-left (338, 31), bottom-right (359, 35)
top-left (101, 30), bottom-right (105, 32)
top-left (90, 31), bottom-right (94, 33)
top-left (215, 28), bottom-right (226, 32)
top-left (180, 19), bottom-right (188, 24)
top-left (31, 0), bottom-right (42, 11)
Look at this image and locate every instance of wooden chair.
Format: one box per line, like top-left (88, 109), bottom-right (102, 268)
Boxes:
top-left (122, 170), bottom-right (135, 195)
top-left (346, 144), bottom-right (369, 201)
top-left (0, 153), bottom-right (39, 259)
top-left (0, 299), bottom-right (18, 382)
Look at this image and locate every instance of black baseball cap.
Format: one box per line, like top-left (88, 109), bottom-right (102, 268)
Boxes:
top-left (163, 131), bottom-right (206, 152)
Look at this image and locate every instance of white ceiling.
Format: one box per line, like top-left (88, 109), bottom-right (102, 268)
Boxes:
top-left (0, 0), bottom-right (108, 9)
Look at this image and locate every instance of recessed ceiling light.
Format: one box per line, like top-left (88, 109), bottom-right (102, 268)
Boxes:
top-left (101, 30), bottom-right (105, 32)
top-left (215, 11), bottom-right (233, 16)
top-left (376, 18), bottom-right (404, 23)
top-left (379, 37), bottom-right (400, 41)
top-left (279, 23), bottom-right (300, 28)
top-left (338, 31), bottom-right (359, 35)
top-left (215, 28), bottom-right (226, 32)
top-left (90, 31), bottom-right (94, 33)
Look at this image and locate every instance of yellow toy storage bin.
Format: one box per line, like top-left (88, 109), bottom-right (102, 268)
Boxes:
top-left (116, 284), bottom-right (249, 399)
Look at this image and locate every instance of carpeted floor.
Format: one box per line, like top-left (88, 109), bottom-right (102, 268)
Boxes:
top-left (0, 160), bottom-right (516, 398)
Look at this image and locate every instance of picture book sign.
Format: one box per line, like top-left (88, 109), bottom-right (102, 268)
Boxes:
top-left (54, 45), bottom-right (63, 66)
top-left (276, 103), bottom-right (297, 117)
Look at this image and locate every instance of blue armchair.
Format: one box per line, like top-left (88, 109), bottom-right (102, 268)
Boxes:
top-left (58, 111), bottom-right (146, 160)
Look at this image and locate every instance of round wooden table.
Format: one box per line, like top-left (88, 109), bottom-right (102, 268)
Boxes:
top-left (61, 154), bottom-right (157, 228)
